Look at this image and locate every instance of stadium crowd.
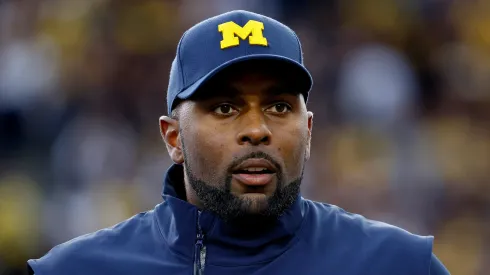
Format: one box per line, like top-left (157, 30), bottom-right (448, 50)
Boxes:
top-left (0, 0), bottom-right (489, 274)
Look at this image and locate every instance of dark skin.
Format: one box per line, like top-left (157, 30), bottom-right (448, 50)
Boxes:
top-left (160, 67), bottom-right (313, 222)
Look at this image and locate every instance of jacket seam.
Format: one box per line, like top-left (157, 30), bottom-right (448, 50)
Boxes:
top-left (153, 203), bottom-right (192, 261)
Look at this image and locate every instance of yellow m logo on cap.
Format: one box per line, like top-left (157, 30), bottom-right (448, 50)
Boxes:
top-left (218, 20), bottom-right (268, 49)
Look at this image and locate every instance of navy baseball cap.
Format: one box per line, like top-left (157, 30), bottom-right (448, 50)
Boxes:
top-left (166, 10), bottom-right (313, 114)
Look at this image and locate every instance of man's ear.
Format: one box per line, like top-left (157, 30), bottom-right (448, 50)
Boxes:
top-left (159, 116), bottom-right (184, 164)
top-left (305, 111), bottom-right (314, 161)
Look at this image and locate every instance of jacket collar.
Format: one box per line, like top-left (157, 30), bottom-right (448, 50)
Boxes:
top-left (156, 164), bottom-right (306, 266)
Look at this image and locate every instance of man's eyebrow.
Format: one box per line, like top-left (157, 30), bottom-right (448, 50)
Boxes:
top-left (195, 83), bottom-right (298, 101)
top-left (213, 85), bottom-right (241, 98)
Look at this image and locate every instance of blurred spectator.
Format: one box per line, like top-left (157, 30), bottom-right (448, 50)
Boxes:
top-left (0, 173), bottom-right (42, 270)
top-left (0, 0), bottom-right (62, 156)
top-left (0, 1), bottom-right (488, 274)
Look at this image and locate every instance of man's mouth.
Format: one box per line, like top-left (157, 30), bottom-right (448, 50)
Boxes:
top-left (231, 159), bottom-right (277, 186)
top-left (234, 167), bottom-right (275, 174)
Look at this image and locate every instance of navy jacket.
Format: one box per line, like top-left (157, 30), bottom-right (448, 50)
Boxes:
top-left (28, 164), bottom-right (449, 274)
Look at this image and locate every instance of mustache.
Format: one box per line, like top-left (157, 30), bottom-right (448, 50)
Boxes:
top-left (227, 151), bottom-right (282, 174)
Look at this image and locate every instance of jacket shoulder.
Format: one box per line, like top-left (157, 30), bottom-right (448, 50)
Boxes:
top-left (28, 209), bottom-right (158, 275)
top-left (304, 200), bottom-right (434, 273)
top-left (306, 199), bottom-right (433, 243)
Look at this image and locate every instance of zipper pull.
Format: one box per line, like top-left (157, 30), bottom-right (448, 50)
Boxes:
top-left (194, 210), bottom-right (206, 275)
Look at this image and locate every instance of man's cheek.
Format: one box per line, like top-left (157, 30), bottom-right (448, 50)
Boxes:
top-left (193, 141), bottom-right (227, 179)
top-left (286, 141), bottom-right (307, 178)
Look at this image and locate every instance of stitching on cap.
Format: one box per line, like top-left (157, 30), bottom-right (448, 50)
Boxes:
top-left (241, 12), bottom-right (248, 56)
top-left (293, 32), bottom-right (303, 64)
top-left (177, 30), bottom-right (189, 91)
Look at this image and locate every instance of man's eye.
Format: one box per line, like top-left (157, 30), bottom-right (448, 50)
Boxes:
top-left (266, 103), bottom-right (291, 114)
top-left (214, 104), bottom-right (237, 115)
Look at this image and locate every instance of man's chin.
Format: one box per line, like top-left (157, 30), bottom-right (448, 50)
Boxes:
top-left (226, 196), bottom-right (281, 229)
top-left (237, 193), bottom-right (271, 215)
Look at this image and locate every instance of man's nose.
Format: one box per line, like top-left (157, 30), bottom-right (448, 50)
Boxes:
top-left (236, 111), bottom-right (272, 146)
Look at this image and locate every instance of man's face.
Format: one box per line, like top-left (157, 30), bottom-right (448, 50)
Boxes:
top-left (162, 65), bottom-right (313, 222)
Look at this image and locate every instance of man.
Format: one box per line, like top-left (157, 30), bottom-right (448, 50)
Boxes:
top-left (28, 10), bottom-right (450, 275)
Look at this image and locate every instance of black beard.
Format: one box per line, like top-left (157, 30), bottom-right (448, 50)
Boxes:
top-left (182, 146), bottom-right (303, 224)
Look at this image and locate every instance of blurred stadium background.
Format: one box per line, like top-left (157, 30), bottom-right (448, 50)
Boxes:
top-left (0, 0), bottom-right (489, 274)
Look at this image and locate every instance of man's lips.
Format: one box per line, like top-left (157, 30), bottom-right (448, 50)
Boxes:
top-left (231, 158), bottom-right (277, 186)
top-left (232, 173), bottom-right (275, 186)
top-left (232, 158), bottom-right (277, 173)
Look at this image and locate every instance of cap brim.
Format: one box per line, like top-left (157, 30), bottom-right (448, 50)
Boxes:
top-left (174, 54), bottom-right (313, 106)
